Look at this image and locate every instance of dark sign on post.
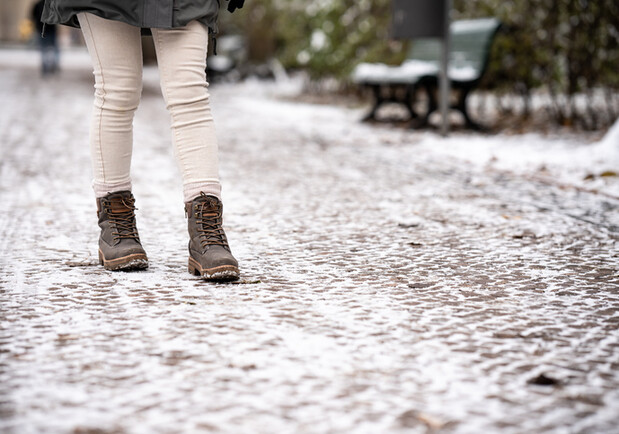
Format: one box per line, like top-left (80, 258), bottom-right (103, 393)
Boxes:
top-left (392, 0), bottom-right (452, 136)
top-left (392, 0), bottom-right (446, 39)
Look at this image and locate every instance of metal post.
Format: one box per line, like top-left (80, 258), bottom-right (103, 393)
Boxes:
top-left (440, 0), bottom-right (451, 136)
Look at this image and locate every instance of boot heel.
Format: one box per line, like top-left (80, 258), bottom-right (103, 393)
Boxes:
top-left (188, 259), bottom-right (200, 276)
top-left (98, 250), bottom-right (104, 266)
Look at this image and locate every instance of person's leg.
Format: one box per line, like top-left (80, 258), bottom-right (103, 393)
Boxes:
top-left (39, 36), bottom-right (49, 75)
top-left (78, 13), bottom-right (148, 270)
top-left (77, 12), bottom-right (143, 198)
top-left (152, 22), bottom-right (238, 281)
top-left (41, 32), bottom-right (59, 74)
top-left (50, 32), bottom-right (60, 73)
top-left (151, 21), bottom-right (221, 202)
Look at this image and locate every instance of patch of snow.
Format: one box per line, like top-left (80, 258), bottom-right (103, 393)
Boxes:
top-left (417, 126), bottom-right (619, 197)
top-left (310, 29), bottom-right (328, 51)
top-left (352, 60), bottom-right (438, 84)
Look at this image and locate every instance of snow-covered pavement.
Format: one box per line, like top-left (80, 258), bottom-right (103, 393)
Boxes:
top-left (1, 48), bottom-right (618, 433)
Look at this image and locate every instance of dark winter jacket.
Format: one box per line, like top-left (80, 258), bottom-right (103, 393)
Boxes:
top-left (32, 0), bottom-right (56, 36)
top-left (41, 0), bottom-right (244, 33)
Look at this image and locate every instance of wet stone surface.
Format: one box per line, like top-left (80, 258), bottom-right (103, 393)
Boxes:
top-left (1, 62), bottom-right (618, 433)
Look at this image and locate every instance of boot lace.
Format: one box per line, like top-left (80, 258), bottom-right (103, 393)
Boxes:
top-left (195, 194), bottom-right (229, 249)
top-left (104, 196), bottom-right (140, 242)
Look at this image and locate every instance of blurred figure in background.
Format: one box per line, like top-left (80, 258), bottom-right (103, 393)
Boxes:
top-left (31, 0), bottom-right (59, 75)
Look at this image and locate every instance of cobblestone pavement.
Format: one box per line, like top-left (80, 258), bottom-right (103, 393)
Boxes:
top-left (1, 53), bottom-right (618, 433)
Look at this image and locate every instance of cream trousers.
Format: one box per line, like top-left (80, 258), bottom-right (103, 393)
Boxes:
top-left (78, 13), bottom-right (221, 202)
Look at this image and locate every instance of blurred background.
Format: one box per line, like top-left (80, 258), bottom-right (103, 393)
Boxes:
top-left (223, 0), bottom-right (619, 132)
top-left (2, 0), bottom-right (618, 133)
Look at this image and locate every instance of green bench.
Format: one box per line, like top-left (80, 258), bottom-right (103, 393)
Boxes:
top-left (352, 18), bottom-right (501, 129)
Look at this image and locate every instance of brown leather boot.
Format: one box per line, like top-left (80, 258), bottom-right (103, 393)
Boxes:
top-left (96, 191), bottom-right (148, 271)
top-left (185, 193), bottom-right (239, 281)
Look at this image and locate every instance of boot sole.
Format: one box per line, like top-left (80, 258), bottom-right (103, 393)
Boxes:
top-left (188, 257), bottom-right (239, 281)
top-left (99, 249), bottom-right (149, 271)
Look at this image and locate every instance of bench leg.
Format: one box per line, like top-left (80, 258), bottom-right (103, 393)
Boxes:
top-left (362, 85), bottom-right (383, 122)
top-left (457, 87), bottom-right (483, 130)
top-left (405, 85), bottom-right (419, 119)
top-left (416, 84), bottom-right (485, 131)
top-left (412, 84), bottom-right (437, 128)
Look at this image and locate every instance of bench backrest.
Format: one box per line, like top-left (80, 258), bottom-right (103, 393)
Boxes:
top-left (408, 18), bottom-right (501, 79)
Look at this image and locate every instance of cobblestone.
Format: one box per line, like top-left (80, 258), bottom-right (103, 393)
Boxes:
top-left (1, 54), bottom-right (618, 433)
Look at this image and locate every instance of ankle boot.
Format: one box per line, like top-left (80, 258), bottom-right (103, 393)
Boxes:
top-left (96, 191), bottom-right (148, 271)
top-left (185, 193), bottom-right (239, 281)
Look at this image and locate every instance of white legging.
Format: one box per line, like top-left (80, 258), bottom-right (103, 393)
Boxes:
top-left (78, 12), bottom-right (221, 202)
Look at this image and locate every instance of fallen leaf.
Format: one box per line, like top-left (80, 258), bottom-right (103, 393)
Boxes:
top-left (512, 230), bottom-right (537, 239)
top-left (528, 373), bottom-right (560, 386)
top-left (399, 222), bottom-right (420, 228)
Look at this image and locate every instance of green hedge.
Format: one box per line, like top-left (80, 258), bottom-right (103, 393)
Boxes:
top-left (225, 0), bottom-right (404, 78)
top-left (454, 0), bottom-right (619, 128)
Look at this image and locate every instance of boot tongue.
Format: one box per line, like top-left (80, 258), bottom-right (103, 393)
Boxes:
top-left (109, 200), bottom-right (130, 213)
top-left (107, 192), bottom-right (134, 213)
top-left (197, 196), bottom-right (219, 212)
top-left (195, 196), bottom-right (225, 245)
